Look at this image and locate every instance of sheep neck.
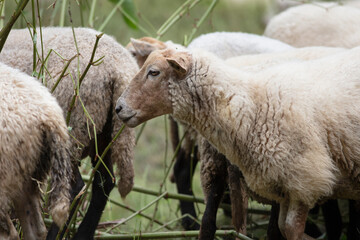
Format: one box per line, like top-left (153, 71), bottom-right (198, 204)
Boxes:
top-left (169, 57), bottom-right (256, 170)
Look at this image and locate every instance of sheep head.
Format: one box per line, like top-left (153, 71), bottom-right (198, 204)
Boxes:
top-left (116, 48), bottom-right (192, 127)
top-left (126, 37), bottom-right (167, 67)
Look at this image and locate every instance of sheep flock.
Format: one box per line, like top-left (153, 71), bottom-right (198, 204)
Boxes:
top-left (1, 1), bottom-right (360, 240)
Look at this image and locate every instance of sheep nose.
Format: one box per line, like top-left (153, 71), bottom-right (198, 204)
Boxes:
top-left (115, 105), bottom-right (122, 114)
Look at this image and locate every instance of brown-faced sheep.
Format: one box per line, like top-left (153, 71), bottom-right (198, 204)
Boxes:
top-left (0, 62), bottom-right (72, 240)
top-left (116, 46), bottom-right (360, 240)
top-left (127, 35), bottom-right (293, 235)
top-left (0, 27), bottom-right (138, 240)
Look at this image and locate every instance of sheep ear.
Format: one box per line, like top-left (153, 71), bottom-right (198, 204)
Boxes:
top-left (130, 38), bottom-right (158, 57)
top-left (167, 55), bottom-right (189, 78)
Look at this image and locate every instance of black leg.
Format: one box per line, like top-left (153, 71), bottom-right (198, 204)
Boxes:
top-left (304, 203), bottom-right (322, 238)
top-left (267, 203), bottom-right (286, 240)
top-left (72, 144), bottom-right (115, 240)
top-left (320, 200), bottom-right (342, 240)
top-left (348, 200), bottom-right (360, 240)
top-left (199, 148), bottom-right (228, 240)
top-left (46, 165), bottom-right (84, 240)
top-left (199, 168), bottom-right (227, 240)
top-left (173, 145), bottom-right (200, 230)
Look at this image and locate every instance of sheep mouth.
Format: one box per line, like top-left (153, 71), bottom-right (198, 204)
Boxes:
top-left (120, 113), bottom-right (137, 123)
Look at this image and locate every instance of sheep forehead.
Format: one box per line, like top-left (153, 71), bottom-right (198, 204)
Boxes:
top-left (144, 50), bottom-right (171, 70)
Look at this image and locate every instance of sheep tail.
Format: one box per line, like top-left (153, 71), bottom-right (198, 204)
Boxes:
top-left (47, 130), bottom-right (72, 228)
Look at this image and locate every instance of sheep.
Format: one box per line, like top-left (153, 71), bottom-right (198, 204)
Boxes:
top-left (264, 3), bottom-right (360, 48)
top-left (127, 34), bottom-right (293, 234)
top-left (129, 36), bottom-right (354, 239)
top-left (0, 62), bottom-right (72, 240)
top-left (116, 46), bottom-right (360, 240)
top-left (187, 31), bottom-right (292, 59)
top-left (0, 27), bottom-right (138, 240)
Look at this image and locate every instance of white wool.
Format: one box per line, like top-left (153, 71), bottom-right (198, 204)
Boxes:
top-left (264, 3), bottom-right (360, 48)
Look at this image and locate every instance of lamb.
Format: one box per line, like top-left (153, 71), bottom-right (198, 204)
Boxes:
top-left (0, 27), bottom-right (138, 240)
top-left (0, 62), bottom-right (72, 240)
top-left (264, 3), bottom-right (360, 48)
top-left (116, 46), bottom-right (360, 240)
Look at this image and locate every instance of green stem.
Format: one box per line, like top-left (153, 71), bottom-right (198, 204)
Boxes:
top-left (31, 0), bottom-right (36, 72)
top-left (88, 0), bottom-right (97, 27)
top-left (148, 131), bottom-right (187, 230)
top-left (156, 0), bottom-right (201, 39)
top-left (156, 0), bottom-right (192, 36)
top-left (153, 213), bottom-right (200, 232)
top-left (116, 4), bottom-right (152, 37)
top-left (36, 0), bottom-right (45, 83)
top-left (131, 185), bottom-right (271, 215)
top-left (184, 0), bottom-right (218, 46)
top-left (106, 197), bottom-right (172, 230)
top-left (105, 191), bottom-right (169, 232)
top-left (0, 0), bottom-right (30, 53)
top-left (59, 0), bottom-right (67, 27)
top-left (0, 1), bottom-right (5, 29)
top-left (51, 54), bottom-right (78, 93)
top-left (98, 0), bottom-right (125, 32)
top-left (65, 33), bottom-right (104, 125)
top-left (135, 122), bottom-right (147, 145)
top-left (94, 230), bottom-right (253, 240)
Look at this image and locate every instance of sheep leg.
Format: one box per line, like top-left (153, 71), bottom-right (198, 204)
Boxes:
top-left (173, 142), bottom-right (200, 230)
top-left (199, 142), bottom-right (228, 240)
top-left (227, 164), bottom-right (248, 235)
top-left (14, 189), bottom-right (47, 240)
top-left (321, 200), bottom-right (342, 240)
top-left (348, 200), bottom-right (360, 240)
top-left (73, 131), bottom-right (115, 240)
top-left (278, 200), bottom-right (290, 238)
top-left (267, 203), bottom-right (286, 240)
top-left (283, 200), bottom-right (314, 240)
top-left (46, 166), bottom-right (85, 239)
top-left (0, 214), bottom-right (19, 240)
top-left (199, 164), bottom-right (227, 240)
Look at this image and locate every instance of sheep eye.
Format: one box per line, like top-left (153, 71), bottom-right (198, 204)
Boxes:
top-left (148, 70), bottom-right (160, 77)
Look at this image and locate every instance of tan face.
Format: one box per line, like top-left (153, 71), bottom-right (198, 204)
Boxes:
top-left (116, 49), bottom-right (191, 128)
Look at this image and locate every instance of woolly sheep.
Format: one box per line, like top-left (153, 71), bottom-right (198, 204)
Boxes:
top-left (0, 62), bottom-right (72, 240)
top-left (264, 3), bottom-right (360, 48)
top-left (116, 46), bottom-right (360, 240)
top-left (127, 34), bottom-right (293, 234)
top-left (0, 27), bottom-right (138, 239)
top-left (187, 31), bottom-right (292, 59)
top-left (129, 36), bottom-right (351, 239)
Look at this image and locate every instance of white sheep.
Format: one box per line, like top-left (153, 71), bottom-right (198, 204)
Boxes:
top-left (225, 46), bottom-right (344, 71)
top-left (0, 27), bottom-right (138, 239)
top-left (187, 31), bottom-right (292, 59)
top-left (127, 34), bottom-right (292, 234)
top-left (116, 46), bottom-right (360, 240)
top-left (127, 35), bottom-right (294, 237)
top-left (264, 3), bottom-right (360, 48)
top-left (0, 62), bottom-right (72, 240)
